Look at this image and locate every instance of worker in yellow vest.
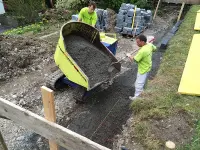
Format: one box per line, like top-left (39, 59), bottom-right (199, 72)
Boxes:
top-left (78, 1), bottom-right (98, 27)
top-left (127, 35), bottom-right (156, 100)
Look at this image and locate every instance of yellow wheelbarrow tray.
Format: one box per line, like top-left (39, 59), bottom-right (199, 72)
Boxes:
top-left (54, 21), bottom-right (121, 91)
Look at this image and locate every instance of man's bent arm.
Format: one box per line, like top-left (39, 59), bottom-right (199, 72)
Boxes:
top-left (78, 18), bottom-right (82, 22)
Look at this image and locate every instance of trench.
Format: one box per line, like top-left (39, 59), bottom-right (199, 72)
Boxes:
top-left (59, 64), bottom-right (137, 149)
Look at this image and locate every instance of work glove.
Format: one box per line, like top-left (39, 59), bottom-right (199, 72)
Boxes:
top-left (126, 53), bottom-right (133, 62)
top-left (126, 53), bottom-right (131, 57)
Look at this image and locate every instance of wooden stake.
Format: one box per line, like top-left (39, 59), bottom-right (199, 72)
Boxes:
top-left (132, 6), bottom-right (137, 29)
top-left (0, 131), bottom-right (8, 150)
top-left (177, 2), bottom-right (185, 22)
top-left (41, 86), bottom-right (58, 150)
top-left (153, 0), bottom-right (162, 20)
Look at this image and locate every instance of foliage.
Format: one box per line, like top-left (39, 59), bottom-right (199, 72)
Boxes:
top-left (3, 22), bottom-right (45, 35)
top-left (97, 0), bottom-right (125, 11)
top-left (56, 0), bottom-right (155, 13)
top-left (130, 0), bottom-right (150, 9)
top-left (130, 0), bottom-right (156, 9)
top-left (41, 9), bottom-right (73, 22)
top-left (178, 120), bottom-right (200, 150)
top-left (4, 0), bottom-right (44, 25)
top-left (96, 0), bottom-right (155, 11)
top-left (56, 0), bottom-right (89, 11)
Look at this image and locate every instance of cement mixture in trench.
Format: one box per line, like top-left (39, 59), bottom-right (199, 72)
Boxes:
top-left (58, 65), bottom-right (137, 149)
top-left (64, 34), bottom-right (112, 87)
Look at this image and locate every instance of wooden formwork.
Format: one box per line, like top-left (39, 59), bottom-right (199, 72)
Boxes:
top-left (0, 86), bottom-right (111, 150)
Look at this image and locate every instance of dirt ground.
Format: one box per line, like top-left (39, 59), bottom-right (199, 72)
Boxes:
top-left (0, 4), bottom-right (186, 150)
top-left (0, 35), bottom-right (54, 81)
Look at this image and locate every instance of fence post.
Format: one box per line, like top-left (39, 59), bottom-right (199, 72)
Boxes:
top-left (153, 0), bottom-right (162, 20)
top-left (177, 2), bottom-right (185, 22)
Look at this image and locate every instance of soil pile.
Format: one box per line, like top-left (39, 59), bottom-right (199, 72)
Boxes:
top-left (42, 9), bottom-right (72, 22)
top-left (0, 35), bottom-right (53, 81)
top-left (64, 35), bottom-right (112, 87)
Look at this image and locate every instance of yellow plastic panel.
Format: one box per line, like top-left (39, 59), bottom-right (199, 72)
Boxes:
top-left (54, 37), bottom-right (89, 90)
top-left (178, 34), bottom-right (200, 95)
top-left (100, 32), bottom-right (106, 39)
top-left (101, 36), bottom-right (117, 45)
top-left (194, 10), bottom-right (200, 30)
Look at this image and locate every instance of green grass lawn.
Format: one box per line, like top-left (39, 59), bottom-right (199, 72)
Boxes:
top-left (130, 5), bottom-right (200, 149)
top-left (179, 121), bottom-right (200, 150)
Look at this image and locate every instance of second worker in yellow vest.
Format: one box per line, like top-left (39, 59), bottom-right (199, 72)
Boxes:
top-left (78, 1), bottom-right (98, 27)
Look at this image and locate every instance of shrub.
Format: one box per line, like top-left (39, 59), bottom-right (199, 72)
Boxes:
top-left (98, 0), bottom-right (125, 11)
top-left (56, 0), bottom-right (89, 11)
top-left (4, 0), bottom-right (44, 26)
top-left (3, 22), bottom-right (44, 35)
top-left (97, 0), bottom-right (155, 11)
top-left (56, 0), bottom-right (155, 13)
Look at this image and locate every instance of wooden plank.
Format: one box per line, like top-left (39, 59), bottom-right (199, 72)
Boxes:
top-left (153, 0), bottom-right (162, 20)
top-left (194, 10), bottom-right (200, 30)
top-left (0, 131), bottom-right (8, 150)
top-left (177, 2), bottom-right (185, 22)
top-left (0, 98), bottom-right (111, 150)
top-left (41, 86), bottom-right (58, 150)
top-left (163, 0), bottom-right (200, 4)
top-left (178, 34), bottom-right (200, 95)
top-left (41, 86), bottom-right (56, 122)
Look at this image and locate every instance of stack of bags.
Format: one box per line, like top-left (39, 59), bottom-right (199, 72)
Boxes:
top-left (114, 3), bottom-right (134, 33)
top-left (114, 3), bottom-right (152, 36)
top-left (95, 9), bottom-right (109, 31)
top-left (72, 14), bottom-right (79, 21)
